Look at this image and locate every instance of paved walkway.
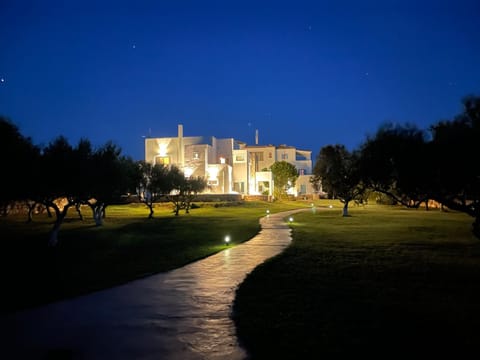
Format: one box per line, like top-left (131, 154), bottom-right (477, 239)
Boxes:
top-left (1, 209), bottom-right (306, 360)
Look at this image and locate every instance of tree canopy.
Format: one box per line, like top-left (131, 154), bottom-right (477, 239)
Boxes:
top-left (358, 123), bottom-right (431, 208)
top-left (312, 95), bottom-right (480, 238)
top-left (428, 96), bottom-right (480, 237)
top-left (270, 161), bottom-right (298, 199)
top-left (311, 144), bottom-right (365, 216)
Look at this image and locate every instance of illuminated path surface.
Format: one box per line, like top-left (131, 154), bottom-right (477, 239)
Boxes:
top-left (2, 209), bottom-right (306, 360)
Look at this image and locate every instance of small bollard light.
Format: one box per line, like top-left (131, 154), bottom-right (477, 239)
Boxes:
top-left (224, 235), bottom-right (231, 245)
top-left (266, 209), bottom-right (270, 214)
top-left (329, 205), bottom-right (333, 209)
top-left (289, 216), bottom-right (294, 222)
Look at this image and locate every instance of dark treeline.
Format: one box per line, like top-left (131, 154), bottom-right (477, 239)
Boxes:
top-left (311, 95), bottom-right (480, 239)
top-left (2, 95), bottom-right (479, 242)
top-left (0, 123), bottom-right (206, 246)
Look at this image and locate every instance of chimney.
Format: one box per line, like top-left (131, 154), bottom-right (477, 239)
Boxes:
top-left (255, 129), bottom-right (259, 145)
top-left (178, 124), bottom-right (184, 167)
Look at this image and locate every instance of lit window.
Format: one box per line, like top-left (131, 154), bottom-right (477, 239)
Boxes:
top-left (235, 155), bottom-right (245, 162)
top-left (193, 152), bottom-right (199, 160)
top-left (155, 156), bottom-right (170, 165)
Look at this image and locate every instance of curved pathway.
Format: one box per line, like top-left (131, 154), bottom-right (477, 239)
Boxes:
top-left (2, 209), bottom-right (306, 360)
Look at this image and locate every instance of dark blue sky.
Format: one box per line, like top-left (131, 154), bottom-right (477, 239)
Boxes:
top-left (1, 0), bottom-right (479, 161)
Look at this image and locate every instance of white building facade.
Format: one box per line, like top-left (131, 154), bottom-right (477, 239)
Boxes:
top-left (144, 125), bottom-right (318, 196)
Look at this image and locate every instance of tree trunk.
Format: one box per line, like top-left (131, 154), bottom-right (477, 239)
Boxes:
top-left (75, 202), bottom-right (84, 220)
top-left (174, 202), bottom-right (180, 216)
top-left (46, 206), bottom-right (53, 218)
top-left (342, 201), bottom-right (350, 217)
top-left (94, 205), bottom-right (103, 226)
top-left (147, 203), bottom-right (154, 219)
top-left (87, 202), bottom-right (104, 226)
top-left (26, 200), bottom-right (36, 223)
top-left (48, 216), bottom-right (64, 247)
top-left (47, 204), bottom-right (70, 247)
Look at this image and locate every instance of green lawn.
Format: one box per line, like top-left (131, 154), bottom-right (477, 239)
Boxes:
top-left (232, 204), bottom-right (480, 358)
top-left (0, 200), bottom-right (308, 313)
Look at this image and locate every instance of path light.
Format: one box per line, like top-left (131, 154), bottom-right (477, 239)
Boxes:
top-left (224, 235), bottom-right (231, 245)
top-left (266, 209), bottom-right (270, 214)
top-left (289, 217), bottom-right (294, 223)
top-left (329, 205), bottom-right (333, 209)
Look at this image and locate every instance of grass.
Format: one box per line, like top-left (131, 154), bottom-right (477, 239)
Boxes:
top-left (0, 200), bottom-right (309, 313)
top-left (232, 204), bottom-right (480, 358)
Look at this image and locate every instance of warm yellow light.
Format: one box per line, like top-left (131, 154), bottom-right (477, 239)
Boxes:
top-left (184, 166), bottom-right (194, 178)
top-left (289, 217), bottom-right (293, 222)
top-left (220, 157), bottom-right (226, 164)
top-left (158, 143), bottom-right (168, 157)
top-left (224, 235), bottom-right (231, 244)
top-left (207, 166), bottom-right (219, 180)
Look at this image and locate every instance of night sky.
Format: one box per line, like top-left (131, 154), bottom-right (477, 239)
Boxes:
top-left (1, 0), bottom-right (479, 161)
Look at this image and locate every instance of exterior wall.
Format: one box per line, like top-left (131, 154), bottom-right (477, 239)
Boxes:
top-left (145, 137), bottom-right (179, 166)
top-left (232, 149), bottom-right (248, 194)
top-left (145, 126), bottom-right (315, 196)
top-left (294, 149), bottom-right (312, 174)
top-left (184, 144), bottom-right (209, 178)
top-left (275, 147), bottom-right (296, 164)
top-left (255, 171), bottom-right (273, 195)
top-left (274, 147), bottom-right (312, 175)
top-left (294, 160), bottom-right (312, 175)
top-left (215, 138), bottom-right (235, 166)
top-left (295, 175), bottom-right (316, 196)
top-left (145, 136), bottom-right (205, 166)
top-left (247, 146), bottom-right (276, 171)
top-left (206, 164), bottom-right (232, 193)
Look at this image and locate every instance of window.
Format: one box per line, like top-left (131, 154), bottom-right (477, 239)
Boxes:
top-left (269, 152), bottom-right (272, 158)
top-left (193, 152), bottom-right (199, 160)
top-left (235, 155), bottom-right (245, 162)
top-left (207, 180), bottom-right (219, 186)
top-left (281, 153), bottom-right (288, 160)
top-left (155, 156), bottom-right (170, 165)
top-left (234, 182), bottom-right (245, 193)
top-left (299, 169), bottom-right (305, 175)
top-left (252, 152), bottom-right (264, 161)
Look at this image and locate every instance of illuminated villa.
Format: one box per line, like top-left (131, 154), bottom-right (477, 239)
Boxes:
top-left (144, 125), bottom-right (316, 196)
